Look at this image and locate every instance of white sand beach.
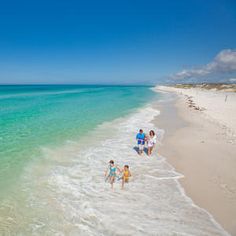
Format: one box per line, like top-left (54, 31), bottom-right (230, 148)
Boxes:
top-left (156, 85), bottom-right (236, 136)
top-left (154, 86), bottom-right (236, 235)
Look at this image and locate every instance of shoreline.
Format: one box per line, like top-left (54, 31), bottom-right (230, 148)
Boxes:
top-left (1, 98), bottom-right (229, 235)
top-left (153, 89), bottom-right (236, 235)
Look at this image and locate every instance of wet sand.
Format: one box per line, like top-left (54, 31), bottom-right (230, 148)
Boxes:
top-left (153, 91), bottom-right (236, 235)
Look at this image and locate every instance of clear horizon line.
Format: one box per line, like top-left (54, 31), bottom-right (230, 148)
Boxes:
top-left (0, 83), bottom-right (156, 87)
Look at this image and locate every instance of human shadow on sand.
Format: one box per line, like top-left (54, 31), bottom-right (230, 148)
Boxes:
top-left (133, 146), bottom-right (148, 155)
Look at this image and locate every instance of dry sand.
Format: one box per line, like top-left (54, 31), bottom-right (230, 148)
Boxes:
top-left (153, 89), bottom-right (236, 235)
top-left (157, 86), bottom-right (236, 136)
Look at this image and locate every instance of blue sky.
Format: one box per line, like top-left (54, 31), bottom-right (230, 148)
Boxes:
top-left (0, 0), bottom-right (236, 84)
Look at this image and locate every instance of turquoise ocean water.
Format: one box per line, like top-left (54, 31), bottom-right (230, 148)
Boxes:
top-left (0, 85), bottom-right (156, 196)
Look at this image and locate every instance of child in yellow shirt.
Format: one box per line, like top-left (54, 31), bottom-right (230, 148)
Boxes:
top-left (120, 165), bottom-right (131, 189)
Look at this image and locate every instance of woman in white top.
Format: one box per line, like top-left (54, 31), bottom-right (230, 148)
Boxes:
top-left (147, 130), bottom-right (156, 156)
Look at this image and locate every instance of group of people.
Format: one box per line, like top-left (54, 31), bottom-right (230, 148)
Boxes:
top-left (104, 160), bottom-right (131, 190)
top-left (136, 129), bottom-right (157, 156)
top-left (104, 129), bottom-right (157, 190)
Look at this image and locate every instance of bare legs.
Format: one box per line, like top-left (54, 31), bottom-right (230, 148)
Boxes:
top-left (121, 178), bottom-right (125, 189)
top-left (148, 146), bottom-right (154, 156)
top-left (121, 178), bottom-right (128, 190)
top-left (110, 176), bottom-right (115, 189)
top-left (138, 144), bottom-right (144, 155)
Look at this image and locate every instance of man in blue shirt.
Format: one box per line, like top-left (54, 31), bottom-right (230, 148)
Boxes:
top-left (136, 129), bottom-right (145, 155)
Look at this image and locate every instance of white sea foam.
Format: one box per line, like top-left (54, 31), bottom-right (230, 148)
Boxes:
top-left (3, 103), bottom-right (230, 235)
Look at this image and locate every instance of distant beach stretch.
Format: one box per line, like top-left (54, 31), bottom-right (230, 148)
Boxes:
top-left (155, 84), bottom-right (236, 235)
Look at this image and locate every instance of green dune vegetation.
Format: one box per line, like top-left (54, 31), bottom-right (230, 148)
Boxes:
top-left (173, 83), bottom-right (236, 92)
